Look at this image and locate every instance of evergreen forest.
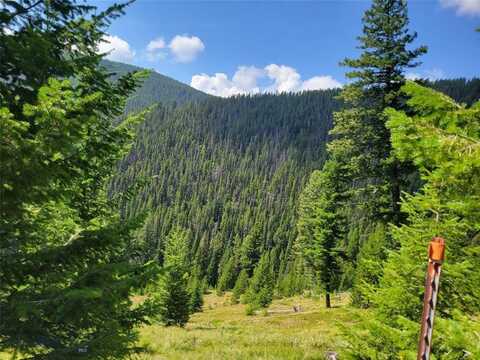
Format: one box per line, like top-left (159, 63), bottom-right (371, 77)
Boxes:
top-left (1, 0), bottom-right (479, 359)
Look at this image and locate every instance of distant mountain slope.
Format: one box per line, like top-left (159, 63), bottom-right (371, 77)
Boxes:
top-left (429, 78), bottom-right (480, 105)
top-left (101, 60), bottom-right (210, 111)
top-left (110, 74), bottom-right (479, 291)
top-left (110, 90), bottom-right (341, 287)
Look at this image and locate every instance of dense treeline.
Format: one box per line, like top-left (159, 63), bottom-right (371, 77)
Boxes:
top-left (110, 91), bottom-right (340, 293)
top-left (110, 73), bottom-right (478, 299)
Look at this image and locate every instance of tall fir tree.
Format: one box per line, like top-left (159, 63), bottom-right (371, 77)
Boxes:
top-left (188, 276), bottom-right (204, 314)
top-left (329, 0), bottom-right (427, 225)
top-left (325, 0), bottom-right (428, 308)
top-left (0, 1), bottom-right (159, 358)
top-left (296, 161), bottom-right (347, 308)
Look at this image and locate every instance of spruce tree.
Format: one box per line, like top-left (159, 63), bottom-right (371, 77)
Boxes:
top-left (216, 255), bottom-right (237, 295)
top-left (158, 228), bottom-right (191, 327)
top-left (330, 0), bottom-right (427, 225)
top-left (296, 161), bottom-right (347, 308)
top-left (350, 223), bottom-right (388, 307)
top-left (0, 1), bottom-right (159, 358)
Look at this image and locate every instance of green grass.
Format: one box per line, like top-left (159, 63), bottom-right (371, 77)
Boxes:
top-left (137, 292), bottom-right (359, 360)
top-left (0, 293), bottom-right (359, 360)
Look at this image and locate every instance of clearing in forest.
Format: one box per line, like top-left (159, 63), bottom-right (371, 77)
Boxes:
top-left (138, 292), bottom-right (358, 360)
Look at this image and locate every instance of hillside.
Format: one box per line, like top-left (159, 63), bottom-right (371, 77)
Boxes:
top-left (101, 60), bottom-right (210, 111)
top-left (111, 90), bottom-right (341, 288)
top-left (110, 73), bottom-right (480, 291)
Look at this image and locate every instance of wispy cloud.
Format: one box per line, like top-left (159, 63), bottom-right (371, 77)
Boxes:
top-left (440, 0), bottom-right (480, 16)
top-left (146, 37), bottom-right (167, 61)
top-left (406, 68), bottom-right (446, 81)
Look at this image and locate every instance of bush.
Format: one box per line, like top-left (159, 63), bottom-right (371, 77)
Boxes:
top-left (245, 304), bottom-right (256, 316)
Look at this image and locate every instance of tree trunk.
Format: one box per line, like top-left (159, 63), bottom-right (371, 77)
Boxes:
top-left (391, 159), bottom-right (401, 226)
top-left (325, 292), bottom-right (331, 308)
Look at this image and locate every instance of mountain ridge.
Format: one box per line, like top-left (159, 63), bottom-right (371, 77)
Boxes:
top-left (101, 59), bottom-right (211, 111)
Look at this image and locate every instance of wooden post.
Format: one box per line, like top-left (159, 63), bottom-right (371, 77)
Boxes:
top-left (417, 237), bottom-right (445, 360)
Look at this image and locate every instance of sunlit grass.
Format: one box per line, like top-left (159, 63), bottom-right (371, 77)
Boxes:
top-left (0, 292), bottom-right (358, 359)
top-left (137, 292), bottom-right (358, 360)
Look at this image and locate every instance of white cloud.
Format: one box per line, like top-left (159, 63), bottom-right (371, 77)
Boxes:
top-left (265, 64), bottom-right (302, 93)
top-left (98, 35), bottom-right (135, 63)
top-left (440, 0), bottom-right (480, 16)
top-left (232, 66), bottom-right (265, 92)
top-left (405, 68), bottom-right (445, 81)
top-left (425, 68), bottom-right (446, 81)
top-left (191, 73), bottom-right (242, 97)
top-left (191, 64), bottom-right (341, 97)
top-left (169, 35), bottom-right (205, 63)
top-left (300, 75), bottom-right (342, 91)
top-left (146, 37), bottom-right (167, 61)
top-left (147, 37), bottom-right (166, 52)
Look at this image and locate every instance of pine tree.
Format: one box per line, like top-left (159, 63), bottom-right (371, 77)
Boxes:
top-left (296, 161), bottom-right (347, 308)
top-left (157, 228), bottom-right (191, 327)
top-left (0, 1), bottom-right (159, 358)
top-left (216, 255), bottom-right (237, 295)
top-left (330, 0), bottom-right (427, 225)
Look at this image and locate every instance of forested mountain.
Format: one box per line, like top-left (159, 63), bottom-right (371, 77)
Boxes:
top-left (110, 91), bottom-right (340, 287)
top-left (110, 74), bottom-right (479, 291)
top-left (102, 60), bottom-right (210, 111)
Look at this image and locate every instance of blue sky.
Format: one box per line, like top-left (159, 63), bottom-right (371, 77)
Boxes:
top-left (95, 0), bottom-right (480, 96)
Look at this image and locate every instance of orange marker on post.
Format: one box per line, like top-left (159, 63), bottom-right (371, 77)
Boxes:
top-left (417, 237), bottom-right (445, 360)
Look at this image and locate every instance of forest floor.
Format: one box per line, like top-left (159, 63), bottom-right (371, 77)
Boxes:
top-left (137, 292), bottom-right (359, 360)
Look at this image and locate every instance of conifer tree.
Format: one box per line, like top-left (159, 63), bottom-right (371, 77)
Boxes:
top-left (350, 223), bottom-right (388, 307)
top-left (216, 255), bottom-right (237, 295)
top-left (158, 228), bottom-right (190, 327)
top-left (296, 161), bottom-right (347, 308)
top-left (240, 229), bottom-right (262, 277)
top-left (342, 82), bottom-right (480, 358)
top-left (231, 269), bottom-right (250, 304)
top-left (188, 276), bottom-right (204, 314)
top-left (245, 254), bottom-right (274, 309)
top-left (0, 1), bottom-right (159, 358)
top-left (330, 0), bottom-right (427, 225)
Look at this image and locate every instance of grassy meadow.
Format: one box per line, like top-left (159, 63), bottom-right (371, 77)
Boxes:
top-left (0, 293), bottom-right (359, 360)
top-left (137, 292), bottom-right (358, 360)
